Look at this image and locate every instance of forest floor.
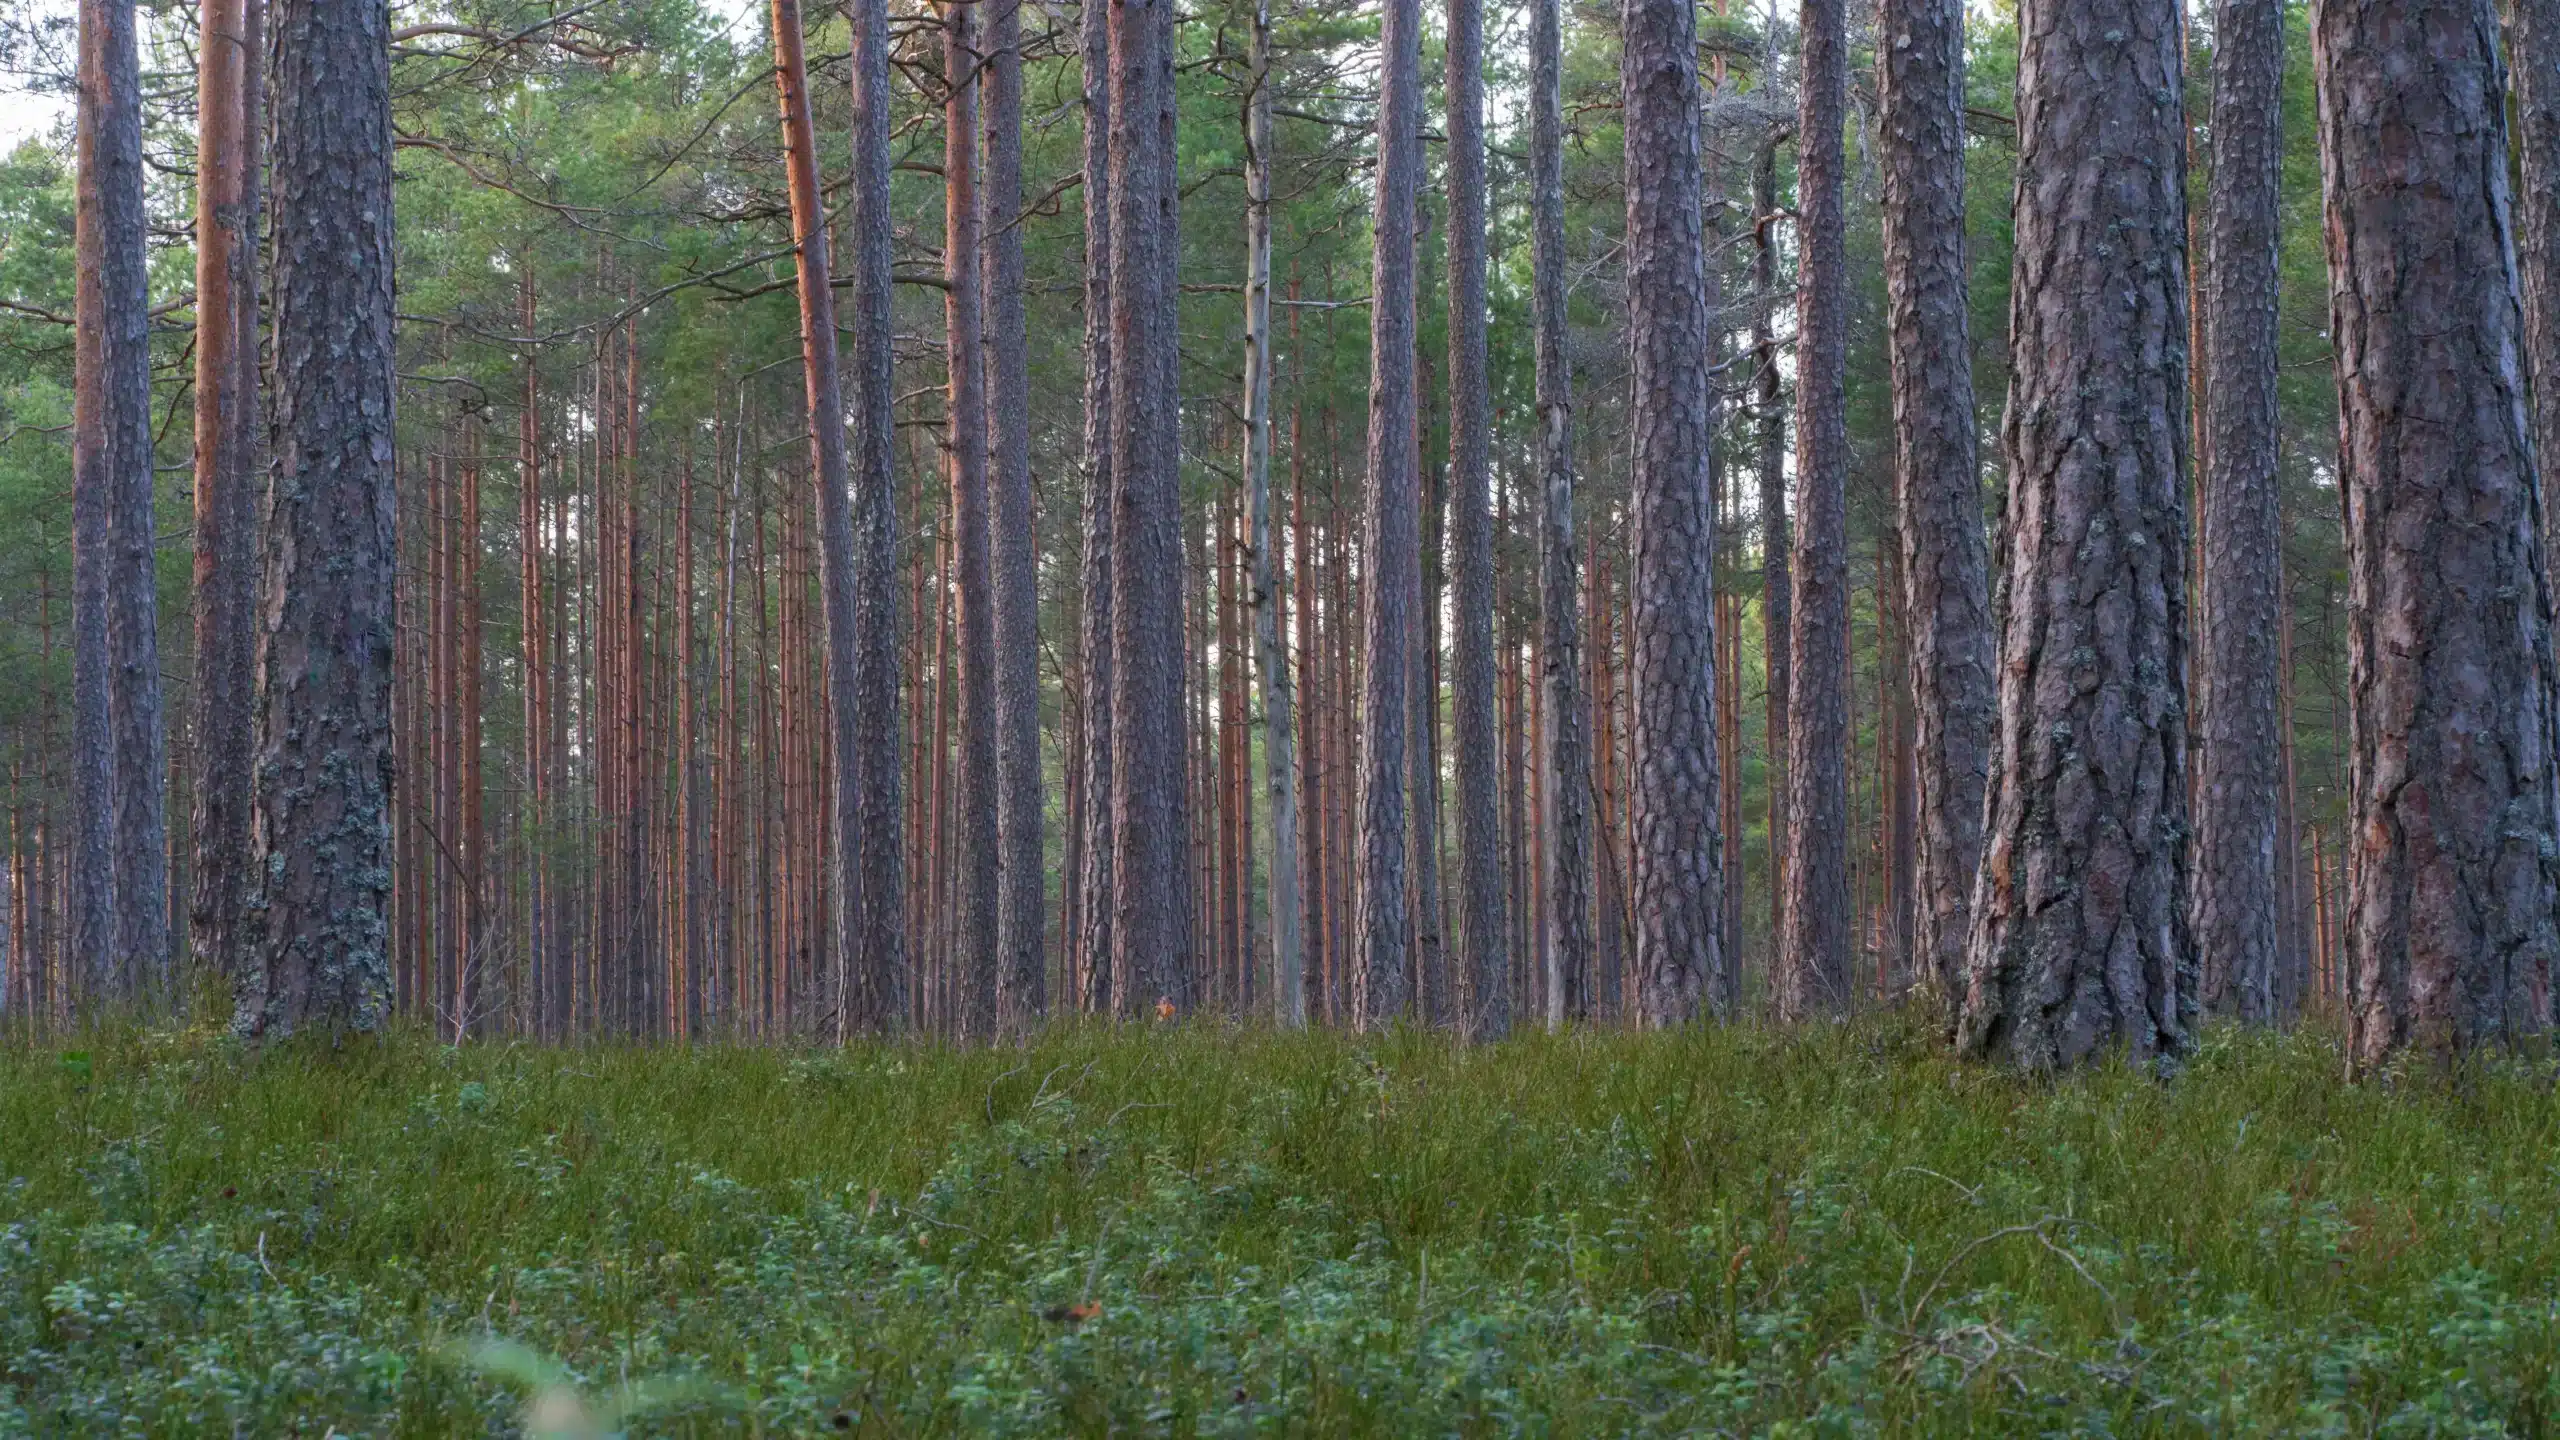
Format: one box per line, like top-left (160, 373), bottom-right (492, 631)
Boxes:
top-left (0, 1015), bottom-right (2554, 1436)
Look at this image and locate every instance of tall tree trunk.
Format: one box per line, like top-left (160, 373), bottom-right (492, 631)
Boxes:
top-left (191, 0), bottom-right (264, 991)
top-left (1624, 0), bottom-right (1724, 1025)
top-left (72, 0), bottom-right (154, 1005)
top-left (1530, 0), bottom-right (1586, 1030)
top-left (943, 0), bottom-right (1001, 1039)
top-left (2509, 0), bottom-right (2560, 581)
top-left (767, 0), bottom-right (869, 1041)
top-left (983, 0), bottom-right (1044, 1030)
top-left (1243, 5), bottom-right (1304, 1025)
top-left (2319, 0), bottom-right (2560, 1063)
top-left (1450, 0), bottom-right (1509, 1038)
top-left (2193, 0), bottom-right (2285, 1022)
top-left (239, 0), bottom-right (398, 1036)
top-left (1753, 143), bottom-right (1789, 979)
top-left (1780, 0), bottom-right (1850, 1020)
top-left (1108, 0), bottom-right (1193, 1013)
top-left (1877, 0), bottom-right (1991, 1014)
top-left (847, 0), bottom-right (906, 1033)
top-left (1960, 0), bottom-right (2194, 1069)
top-left (1075, 0), bottom-right (1116, 1013)
top-left (1353, 0), bottom-right (1423, 1028)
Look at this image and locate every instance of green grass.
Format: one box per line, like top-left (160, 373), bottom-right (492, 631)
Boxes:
top-left (2, 1017), bottom-right (2557, 1435)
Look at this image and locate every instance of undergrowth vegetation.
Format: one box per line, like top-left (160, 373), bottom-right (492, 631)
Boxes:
top-left (2, 1018), bottom-right (2556, 1435)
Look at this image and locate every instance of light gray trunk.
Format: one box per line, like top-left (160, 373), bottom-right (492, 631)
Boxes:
top-left (1780, 0), bottom-right (1851, 1020)
top-left (1531, 0), bottom-right (1586, 1030)
top-left (1243, 0), bottom-right (1304, 1026)
top-left (848, 0), bottom-right (905, 1030)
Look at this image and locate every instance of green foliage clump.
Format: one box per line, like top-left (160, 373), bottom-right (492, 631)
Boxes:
top-left (1, 1021), bottom-right (2556, 1435)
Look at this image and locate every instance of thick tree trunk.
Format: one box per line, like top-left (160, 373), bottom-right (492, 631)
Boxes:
top-left (1076, 0), bottom-right (1115, 1013)
top-left (2193, 0), bottom-right (2285, 1022)
top-left (1107, 0), bottom-right (1192, 1013)
top-left (2512, 0), bottom-right (2560, 577)
top-left (2318, 0), bottom-right (2560, 1063)
top-left (983, 0), bottom-right (1044, 1031)
top-left (1960, 0), bottom-right (2194, 1070)
top-left (191, 0), bottom-right (264, 991)
top-left (1243, 1), bottom-right (1305, 1026)
top-left (1780, 0), bottom-right (1850, 1020)
top-left (1877, 0), bottom-right (1992, 1013)
top-left (767, 0), bottom-right (870, 1042)
top-left (1624, 0), bottom-right (1724, 1025)
top-left (1450, 0), bottom-right (1508, 1038)
top-left (238, 0), bottom-right (398, 1037)
top-left (944, 0), bottom-right (1001, 1039)
top-left (847, 0), bottom-right (905, 1031)
top-left (1353, 0), bottom-right (1423, 1029)
top-left (1531, 0), bottom-right (1588, 1030)
top-left (1754, 142), bottom-right (1789, 977)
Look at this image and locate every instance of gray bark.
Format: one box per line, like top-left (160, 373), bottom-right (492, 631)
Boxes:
top-left (984, 0), bottom-right (1045, 1031)
top-left (1076, 0), bottom-right (1115, 1012)
top-left (1243, 0), bottom-right (1304, 1027)
top-left (1354, 0), bottom-right (1423, 1028)
top-left (1780, 0), bottom-right (1851, 1020)
top-left (1453, 0), bottom-right (1512, 1038)
top-left (1108, 0), bottom-right (1192, 1013)
top-left (848, 0), bottom-right (905, 1030)
top-left (73, 0), bottom-right (153, 1005)
top-left (237, 0), bottom-right (398, 1036)
top-left (1532, 0), bottom-right (1587, 1029)
top-left (1754, 141), bottom-right (1788, 973)
top-left (2192, 0), bottom-right (2285, 1022)
top-left (2316, 0), bottom-right (2560, 1063)
top-left (947, 0), bottom-right (1001, 1039)
top-left (1960, 0), bottom-right (2195, 1070)
top-left (1624, 0), bottom-right (1725, 1025)
top-left (1878, 0), bottom-right (1992, 1011)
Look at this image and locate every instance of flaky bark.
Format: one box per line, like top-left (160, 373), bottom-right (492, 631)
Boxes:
top-left (1780, 0), bottom-right (1850, 1020)
top-left (946, 0), bottom-right (1000, 1040)
top-left (1243, 0), bottom-right (1305, 1026)
top-left (1532, 0), bottom-right (1586, 1028)
top-left (1624, 0), bottom-right (1724, 1025)
top-left (2193, 0), bottom-right (2285, 1022)
top-left (2317, 0), bottom-right (2560, 1063)
top-left (1108, 0), bottom-right (1192, 1013)
top-left (847, 0), bottom-right (905, 1030)
top-left (1451, 0), bottom-right (1509, 1038)
top-left (191, 0), bottom-right (264, 990)
top-left (238, 0), bottom-right (398, 1037)
top-left (1960, 0), bottom-right (2194, 1070)
top-left (1351, 0), bottom-right (1423, 1029)
top-left (1878, 0), bottom-right (1992, 1011)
